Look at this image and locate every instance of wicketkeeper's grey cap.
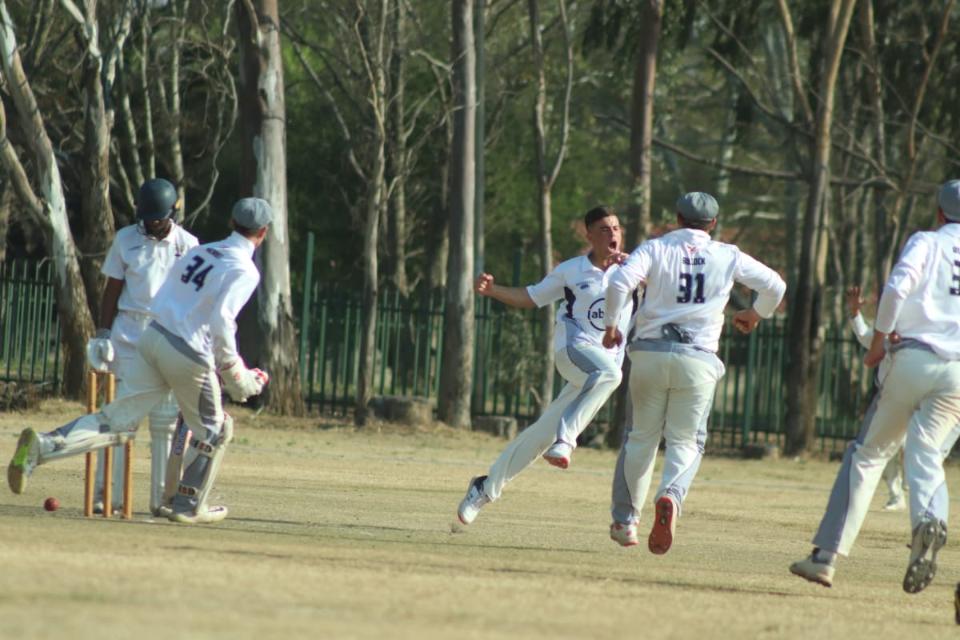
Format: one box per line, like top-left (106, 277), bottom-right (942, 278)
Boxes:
top-left (938, 180), bottom-right (960, 221)
top-left (676, 192), bottom-right (719, 222)
top-left (231, 197), bottom-right (273, 230)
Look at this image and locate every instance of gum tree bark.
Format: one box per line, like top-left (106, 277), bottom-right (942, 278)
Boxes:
top-left (237, 0), bottom-right (305, 415)
top-left (438, 0), bottom-right (476, 429)
top-left (0, 1), bottom-right (95, 396)
top-left (629, 0), bottom-right (662, 243)
top-left (784, 0), bottom-right (858, 455)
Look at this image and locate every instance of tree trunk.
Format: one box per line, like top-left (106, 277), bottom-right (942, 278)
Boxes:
top-left (528, 0), bottom-right (554, 413)
top-left (629, 0), bottom-right (662, 244)
top-left (438, 0), bottom-right (476, 429)
top-left (387, 0), bottom-right (408, 296)
top-left (236, 0), bottom-right (305, 416)
top-left (784, 0), bottom-right (857, 456)
top-left (0, 179), bottom-right (9, 261)
top-left (0, 0), bottom-right (94, 396)
top-left (74, 0), bottom-right (116, 323)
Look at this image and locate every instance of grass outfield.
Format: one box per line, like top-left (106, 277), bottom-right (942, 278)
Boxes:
top-left (0, 400), bottom-right (957, 639)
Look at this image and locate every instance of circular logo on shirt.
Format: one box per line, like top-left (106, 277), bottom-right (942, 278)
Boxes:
top-left (587, 298), bottom-right (605, 331)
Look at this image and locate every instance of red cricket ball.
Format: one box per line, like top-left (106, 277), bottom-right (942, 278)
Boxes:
top-left (43, 497), bottom-right (59, 512)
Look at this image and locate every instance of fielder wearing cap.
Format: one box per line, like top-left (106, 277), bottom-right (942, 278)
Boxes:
top-left (231, 197), bottom-right (274, 231)
top-left (939, 179), bottom-right (960, 221)
top-left (792, 179), bottom-right (960, 591)
top-left (9, 198), bottom-right (273, 525)
top-left (603, 191), bottom-right (785, 554)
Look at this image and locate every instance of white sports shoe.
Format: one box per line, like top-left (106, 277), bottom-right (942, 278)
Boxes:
top-left (543, 442), bottom-right (572, 469)
top-left (883, 492), bottom-right (906, 511)
top-left (457, 475), bottom-right (490, 525)
top-left (167, 504), bottom-right (229, 524)
top-left (789, 554), bottom-right (835, 588)
top-left (7, 428), bottom-right (40, 495)
top-left (609, 522), bottom-right (639, 547)
top-left (903, 518), bottom-right (947, 594)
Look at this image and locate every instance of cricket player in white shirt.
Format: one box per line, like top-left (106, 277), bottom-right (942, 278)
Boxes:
top-left (87, 178), bottom-right (198, 515)
top-left (8, 198), bottom-right (272, 524)
top-left (457, 206), bottom-right (635, 526)
top-left (791, 180), bottom-right (960, 592)
top-left (603, 192), bottom-right (786, 552)
top-left (846, 285), bottom-right (906, 511)
top-left (846, 285), bottom-right (960, 512)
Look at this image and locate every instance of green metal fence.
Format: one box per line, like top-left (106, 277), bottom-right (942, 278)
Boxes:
top-left (2, 254), bottom-right (872, 452)
top-left (0, 260), bottom-right (61, 387)
top-left (298, 283), bottom-right (872, 451)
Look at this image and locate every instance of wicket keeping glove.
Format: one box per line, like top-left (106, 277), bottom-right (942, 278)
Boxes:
top-left (219, 359), bottom-right (269, 402)
top-left (85, 329), bottom-right (115, 372)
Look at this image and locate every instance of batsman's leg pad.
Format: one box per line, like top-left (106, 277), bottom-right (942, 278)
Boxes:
top-left (148, 394), bottom-right (179, 513)
top-left (160, 414), bottom-right (190, 513)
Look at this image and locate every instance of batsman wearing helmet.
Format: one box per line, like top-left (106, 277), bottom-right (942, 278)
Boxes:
top-left (87, 178), bottom-right (198, 515)
top-left (8, 198), bottom-right (272, 524)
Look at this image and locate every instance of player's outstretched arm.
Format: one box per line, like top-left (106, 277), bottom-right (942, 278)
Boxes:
top-left (475, 273), bottom-right (536, 309)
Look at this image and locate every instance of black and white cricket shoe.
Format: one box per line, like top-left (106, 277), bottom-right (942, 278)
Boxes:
top-left (903, 518), bottom-right (947, 594)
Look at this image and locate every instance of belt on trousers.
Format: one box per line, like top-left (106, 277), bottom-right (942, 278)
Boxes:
top-left (887, 337), bottom-right (936, 355)
top-left (628, 324), bottom-right (715, 356)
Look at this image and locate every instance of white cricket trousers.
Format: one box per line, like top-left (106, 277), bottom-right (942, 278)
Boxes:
top-left (95, 310), bottom-right (180, 510)
top-left (611, 342), bottom-right (724, 525)
top-left (483, 343), bottom-right (622, 500)
top-left (812, 346), bottom-right (960, 556)
top-left (38, 323), bottom-right (224, 465)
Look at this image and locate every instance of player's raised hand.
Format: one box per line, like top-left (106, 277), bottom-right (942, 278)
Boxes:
top-left (845, 286), bottom-right (863, 318)
top-left (733, 308), bottom-right (761, 334)
top-left (602, 251), bottom-right (628, 269)
top-left (476, 273), bottom-right (495, 296)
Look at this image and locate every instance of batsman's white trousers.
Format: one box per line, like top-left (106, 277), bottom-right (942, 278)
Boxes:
top-left (483, 343), bottom-right (622, 501)
top-left (611, 341), bottom-right (724, 525)
top-left (812, 346), bottom-right (960, 556)
top-left (96, 313), bottom-right (180, 510)
top-left (39, 323), bottom-right (224, 465)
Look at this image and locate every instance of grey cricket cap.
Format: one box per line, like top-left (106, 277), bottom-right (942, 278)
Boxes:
top-left (938, 180), bottom-right (960, 221)
top-left (676, 192), bottom-right (719, 222)
top-left (231, 197), bottom-right (273, 230)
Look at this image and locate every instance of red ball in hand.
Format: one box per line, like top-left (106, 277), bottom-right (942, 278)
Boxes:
top-left (43, 497), bottom-right (59, 512)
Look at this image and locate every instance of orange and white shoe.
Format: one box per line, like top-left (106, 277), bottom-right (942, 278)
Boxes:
top-left (543, 442), bottom-right (572, 469)
top-left (648, 495), bottom-right (678, 554)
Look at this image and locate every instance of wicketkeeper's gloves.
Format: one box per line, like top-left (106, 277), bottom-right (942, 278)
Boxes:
top-left (219, 359), bottom-right (269, 402)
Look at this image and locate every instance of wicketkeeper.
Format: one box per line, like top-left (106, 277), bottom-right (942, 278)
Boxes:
top-left (8, 198), bottom-right (272, 524)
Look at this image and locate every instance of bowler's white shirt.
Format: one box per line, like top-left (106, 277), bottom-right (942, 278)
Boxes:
top-left (152, 232), bottom-right (260, 367)
top-left (101, 224), bottom-right (198, 316)
top-left (526, 254), bottom-right (634, 360)
top-left (604, 228), bottom-right (785, 353)
top-left (875, 224), bottom-right (960, 360)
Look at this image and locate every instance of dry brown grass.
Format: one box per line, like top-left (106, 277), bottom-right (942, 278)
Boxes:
top-left (0, 400), bottom-right (957, 639)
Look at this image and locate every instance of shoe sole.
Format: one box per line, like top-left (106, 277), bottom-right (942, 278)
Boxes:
top-left (7, 428), bottom-right (36, 495)
top-left (543, 455), bottom-right (569, 469)
top-left (648, 497), bottom-right (676, 554)
top-left (789, 563), bottom-right (833, 588)
top-left (903, 520), bottom-right (947, 594)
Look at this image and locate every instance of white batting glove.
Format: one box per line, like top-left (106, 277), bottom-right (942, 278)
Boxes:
top-left (85, 329), bottom-right (115, 372)
top-left (219, 359), bottom-right (269, 402)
